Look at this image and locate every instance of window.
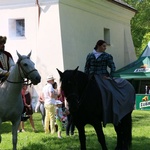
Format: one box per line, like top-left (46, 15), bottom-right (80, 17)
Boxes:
top-left (104, 28), bottom-right (110, 45)
top-left (16, 19), bottom-right (25, 36)
top-left (9, 19), bottom-right (25, 38)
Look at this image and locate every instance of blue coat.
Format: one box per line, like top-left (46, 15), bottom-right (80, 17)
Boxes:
top-left (84, 52), bottom-right (116, 77)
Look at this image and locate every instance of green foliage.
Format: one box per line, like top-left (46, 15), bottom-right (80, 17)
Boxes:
top-left (0, 111), bottom-right (150, 150)
top-left (141, 32), bottom-right (150, 51)
top-left (124, 0), bottom-right (150, 57)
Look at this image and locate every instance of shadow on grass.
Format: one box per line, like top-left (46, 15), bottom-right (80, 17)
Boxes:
top-left (14, 132), bottom-right (150, 150)
top-left (0, 122), bottom-right (12, 134)
top-left (1, 111), bottom-right (149, 150)
top-left (105, 135), bottom-right (150, 150)
top-left (131, 136), bottom-right (150, 150)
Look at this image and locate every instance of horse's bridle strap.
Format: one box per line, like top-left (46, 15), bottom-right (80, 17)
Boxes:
top-left (6, 57), bottom-right (37, 84)
top-left (6, 79), bottom-right (24, 84)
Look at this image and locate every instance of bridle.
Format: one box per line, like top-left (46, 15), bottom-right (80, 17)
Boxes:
top-left (66, 80), bottom-right (90, 110)
top-left (6, 57), bottom-right (37, 84)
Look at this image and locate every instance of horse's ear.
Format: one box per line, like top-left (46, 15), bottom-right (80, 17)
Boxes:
top-left (75, 66), bottom-right (79, 71)
top-left (72, 66), bottom-right (79, 76)
top-left (56, 68), bottom-right (63, 79)
top-left (16, 50), bottom-right (22, 59)
top-left (27, 51), bottom-right (32, 58)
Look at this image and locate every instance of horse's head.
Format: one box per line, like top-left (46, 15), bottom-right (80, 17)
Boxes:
top-left (57, 66), bottom-right (88, 113)
top-left (16, 51), bottom-right (41, 85)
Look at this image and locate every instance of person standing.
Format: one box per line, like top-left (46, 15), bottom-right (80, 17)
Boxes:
top-left (0, 36), bottom-right (15, 81)
top-left (21, 84), bottom-right (36, 132)
top-left (55, 100), bottom-right (65, 138)
top-left (52, 81), bottom-right (59, 100)
top-left (65, 99), bottom-right (75, 136)
top-left (38, 92), bottom-right (45, 128)
top-left (42, 75), bottom-right (56, 134)
top-left (27, 85), bottom-right (39, 112)
top-left (84, 40), bottom-right (116, 78)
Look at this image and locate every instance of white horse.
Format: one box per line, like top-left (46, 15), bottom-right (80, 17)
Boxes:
top-left (0, 51), bottom-right (41, 150)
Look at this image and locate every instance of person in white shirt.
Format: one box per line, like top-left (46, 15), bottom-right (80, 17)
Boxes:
top-left (42, 75), bottom-right (56, 134)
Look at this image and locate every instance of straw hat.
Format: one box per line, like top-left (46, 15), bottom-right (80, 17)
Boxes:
top-left (47, 75), bottom-right (55, 81)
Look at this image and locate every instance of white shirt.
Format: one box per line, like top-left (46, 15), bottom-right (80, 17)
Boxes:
top-left (92, 49), bottom-right (103, 59)
top-left (42, 83), bottom-right (56, 105)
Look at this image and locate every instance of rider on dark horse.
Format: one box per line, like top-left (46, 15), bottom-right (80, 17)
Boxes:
top-left (84, 40), bottom-right (135, 126)
top-left (0, 36), bottom-right (15, 82)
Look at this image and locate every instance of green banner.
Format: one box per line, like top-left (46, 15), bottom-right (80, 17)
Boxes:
top-left (136, 94), bottom-right (150, 110)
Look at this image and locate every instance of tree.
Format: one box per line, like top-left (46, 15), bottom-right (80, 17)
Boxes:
top-left (123, 0), bottom-right (150, 57)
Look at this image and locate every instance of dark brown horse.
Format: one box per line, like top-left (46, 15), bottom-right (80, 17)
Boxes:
top-left (57, 67), bottom-right (135, 150)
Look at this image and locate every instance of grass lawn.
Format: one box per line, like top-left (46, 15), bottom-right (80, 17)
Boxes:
top-left (0, 110), bottom-right (150, 150)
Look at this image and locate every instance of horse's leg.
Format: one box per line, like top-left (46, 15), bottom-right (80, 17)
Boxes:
top-left (114, 123), bottom-right (123, 150)
top-left (114, 111), bottom-right (132, 150)
top-left (93, 121), bottom-right (108, 150)
top-left (12, 119), bottom-right (21, 150)
top-left (76, 124), bottom-right (86, 150)
top-left (123, 112), bottom-right (132, 148)
top-left (121, 112), bottom-right (132, 149)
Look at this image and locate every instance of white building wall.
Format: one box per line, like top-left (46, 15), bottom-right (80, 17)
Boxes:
top-left (0, 4), bottom-right (38, 63)
top-left (0, 1), bottom-right (40, 93)
top-left (59, 0), bottom-right (136, 72)
top-left (0, 0), bottom-right (35, 7)
top-left (37, 0), bottom-right (63, 90)
top-left (0, 0), bottom-right (136, 93)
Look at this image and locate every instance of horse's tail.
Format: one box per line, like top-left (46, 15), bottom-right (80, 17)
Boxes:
top-left (114, 111), bottom-right (133, 149)
top-left (122, 111), bottom-right (133, 148)
top-left (127, 111), bottom-right (133, 147)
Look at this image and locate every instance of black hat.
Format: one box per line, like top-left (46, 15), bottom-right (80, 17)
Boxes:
top-left (0, 36), bottom-right (7, 44)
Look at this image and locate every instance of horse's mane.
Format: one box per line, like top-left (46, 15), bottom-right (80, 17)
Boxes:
top-left (76, 70), bottom-right (89, 88)
top-left (62, 69), bottom-right (88, 84)
top-left (61, 69), bottom-right (89, 96)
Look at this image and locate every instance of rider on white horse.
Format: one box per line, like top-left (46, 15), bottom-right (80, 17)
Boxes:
top-left (0, 36), bottom-right (15, 82)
